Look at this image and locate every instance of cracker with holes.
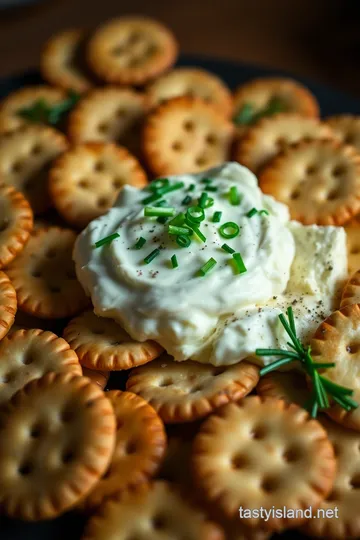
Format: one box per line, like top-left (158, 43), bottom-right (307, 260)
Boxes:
top-left (126, 356), bottom-right (259, 423)
top-left (86, 17), bottom-right (178, 86)
top-left (0, 184), bottom-right (33, 269)
top-left (63, 310), bottom-right (163, 370)
top-left (146, 67), bottom-right (233, 118)
top-left (310, 304), bottom-right (360, 431)
top-left (0, 85), bottom-right (67, 134)
top-left (0, 271), bottom-right (17, 340)
top-left (0, 125), bottom-right (68, 214)
top-left (0, 372), bottom-right (115, 520)
top-left (81, 390), bottom-right (166, 509)
top-left (256, 371), bottom-right (309, 409)
top-left (326, 115), bottom-right (360, 151)
top-left (234, 113), bottom-right (335, 174)
top-left (192, 396), bottom-right (336, 531)
top-left (82, 367), bottom-right (109, 390)
top-left (345, 216), bottom-right (360, 276)
top-left (81, 480), bottom-right (224, 540)
top-left (341, 269), bottom-right (360, 307)
top-left (301, 415), bottom-right (360, 539)
top-left (143, 96), bottom-right (234, 175)
top-left (49, 142), bottom-right (147, 229)
top-left (40, 29), bottom-right (94, 93)
top-left (7, 227), bottom-right (89, 319)
top-left (0, 328), bottom-right (81, 406)
top-left (67, 87), bottom-right (148, 157)
top-left (259, 140), bottom-right (360, 225)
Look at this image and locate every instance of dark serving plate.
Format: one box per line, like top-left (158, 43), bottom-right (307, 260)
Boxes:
top-left (0, 55), bottom-right (359, 539)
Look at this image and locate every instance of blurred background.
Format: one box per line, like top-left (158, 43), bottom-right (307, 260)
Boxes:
top-left (0, 0), bottom-right (360, 96)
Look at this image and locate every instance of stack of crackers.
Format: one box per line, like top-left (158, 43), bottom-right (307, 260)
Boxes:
top-left (0, 14), bottom-right (360, 540)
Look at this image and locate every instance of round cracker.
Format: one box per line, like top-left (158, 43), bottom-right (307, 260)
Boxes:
top-left (63, 310), bottom-right (163, 371)
top-left (341, 269), bottom-right (360, 307)
top-left (310, 304), bottom-right (360, 431)
top-left (0, 271), bottom-right (17, 340)
top-left (234, 113), bottom-right (335, 174)
top-left (259, 139), bottom-right (360, 225)
top-left (0, 85), bottom-right (67, 134)
top-left (0, 372), bottom-right (116, 520)
top-left (67, 87), bottom-right (147, 157)
top-left (0, 328), bottom-right (81, 406)
top-left (82, 367), bottom-right (109, 390)
top-left (40, 29), bottom-right (94, 93)
top-left (0, 125), bottom-right (68, 214)
top-left (143, 96), bottom-right (234, 175)
top-left (81, 480), bottom-right (224, 540)
top-left (87, 17), bottom-right (178, 86)
top-left (301, 415), bottom-right (360, 539)
top-left (6, 227), bottom-right (89, 319)
top-left (82, 390), bottom-right (166, 509)
top-left (192, 396), bottom-right (336, 531)
top-left (146, 67), bottom-right (233, 118)
top-left (126, 356), bottom-right (260, 423)
top-left (345, 216), bottom-right (360, 276)
top-left (49, 142), bottom-right (147, 229)
top-left (256, 371), bottom-right (309, 409)
top-left (0, 184), bottom-right (33, 269)
top-left (326, 114), bottom-right (360, 151)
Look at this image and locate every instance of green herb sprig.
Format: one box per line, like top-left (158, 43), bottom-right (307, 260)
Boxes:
top-left (233, 97), bottom-right (286, 126)
top-left (256, 307), bottom-right (358, 418)
top-left (18, 90), bottom-right (80, 127)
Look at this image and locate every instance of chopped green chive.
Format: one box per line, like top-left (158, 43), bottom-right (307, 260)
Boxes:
top-left (198, 192), bottom-right (208, 209)
top-left (191, 225), bottom-right (206, 243)
top-left (157, 216), bottom-right (169, 224)
top-left (144, 248), bottom-right (160, 264)
top-left (154, 199), bottom-right (168, 207)
top-left (259, 209), bottom-right (269, 216)
top-left (205, 197), bottom-right (214, 209)
top-left (219, 222), bottom-right (240, 239)
top-left (149, 178), bottom-right (169, 192)
top-left (246, 208), bottom-right (258, 218)
top-left (186, 206), bottom-right (205, 223)
top-left (221, 243), bottom-right (235, 254)
top-left (169, 212), bottom-right (186, 226)
top-left (171, 254), bottom-right (179, 268)
top-left (212, 211), bottom-right (222, 223)
top-left (142, 181), bottom-right (184, 204)
top-left (201, 177), bottom-right (213, 184)
top-left (168, 225), bottom-right (192, 236)
top-left (144, 206), bottom-right (175, 217)
top-left (233, 102), bottom-right (255, 125)
top-left (232, 252), bottom-right (247, 274)
top-left (94, 232), bottom-right (120, 248)
top-left (182, 195), bottom-right (192, 205)
top-left (176, 235), bottom-right (191, 248)
top-left (199, 258), bottom-right (217, 276)
top-left (229, 186), bottom-right (242, 205)
top-left (134, 237), bottom-right (146, 249)
top-left (206, 185), bottom-right (218, 192)
top-left (188, 184), bottom-right (195, 192)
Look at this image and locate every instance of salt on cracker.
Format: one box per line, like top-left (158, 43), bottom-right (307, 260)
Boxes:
top-left (234, 113), bottom-right (335, 174)
top-left (256, 371), bottom-right (309, 409)
top-left (0, 85), bottom-right (67, 134)
top-left (82, 367), bottom-right (109, 390)
top-left (126, 355), bottom-right (259, 423)
top-left (82, 390), bottom-right (166, 509)
top-left (259, 139), bottom-right (360, 225)
top-left (81, 480), bottom-right (225, 540)
top-left (0, 184), bottom-right (33, 269)
top-left (40, 29), bottom-right (94, 93)
top-left (0, 271), bottom-right (17, 341)
top-left (0, 372), bottom-right (116, 520)
top-left (87, 17), bottom-right (178, 86)
top-left (345, 216), bottom-right (360, 276)
top-left (143, 96), bottom-right (234, 175)
top-left (63, 310), bottom-right (163, 371)
top-left (67, 86), bottom-right (148, 157)
top-left (326, 114), bottom-right (360, 151)
top-left (341, 269), bottom-right (360, 307)
top-left (0, 125), bottom-right (68, 214)
top-left (7, 227), bottom-right (89, 319)
top-left (49, 142), bottom-right (147, 229)
top-left (310, 304), bottom-right (360, 431)
top-left (146, 67), bottom-right (233, 118)
top-left (192, 396), bottom-right (336, 531)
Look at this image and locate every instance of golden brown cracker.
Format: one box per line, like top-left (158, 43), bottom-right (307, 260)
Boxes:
top-left (49, 142), bottom-right (147, 229)
top-left (259, 139), bottom-right (360, 225)
top-left (192, 396), bottom-right (336, 531)
top-left (82, 367), bottom-right (109, 390)
top-left (87, 17), bottom-right (178, 86)
top-left (63, 310), bottom-right (163, 371)
top-left (0, 271), bottom-right (17, 340)
top-left (256, 371), bottom-right (309, 409)
top-left (326, 114), bottom-right (360, 151)
top-left (143, 96), bottom-right (234, 175)
top-left (341, 268), bottom-right (360, 307)
top-left (0, 372), bottom-right (116, 520)
top-left (7, 227), bottom-right (89, 319)
top-left (126, 356), bottom-right (259, 423)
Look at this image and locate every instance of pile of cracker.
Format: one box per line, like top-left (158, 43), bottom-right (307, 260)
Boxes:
top-left (1, 15), bottom-right (360, 540)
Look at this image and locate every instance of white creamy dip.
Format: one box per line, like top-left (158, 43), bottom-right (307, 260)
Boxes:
top-left (74, 162), bottom-right (347, 366)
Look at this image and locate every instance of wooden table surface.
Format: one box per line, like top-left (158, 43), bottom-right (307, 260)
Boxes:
top-left (0, 0), bottom-right (360, 97)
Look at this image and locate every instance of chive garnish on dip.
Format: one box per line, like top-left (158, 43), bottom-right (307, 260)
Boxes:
top-left (188, 184), bottom-right (195, 192)
top-left (144, 207), bottom-right (175, 217)
top-left (221, 243), bottom-right (235, 254)
top-left (246, 208), bottom-right (258, 218)
top-left (144, 248), bottom-right (160, 264)
top-left (176, 235), bottom-right (191, 248)
top-left (18, 90), bottom-right (80, 126)
top-left (256, 307), bottom-right (358, 418)
top-left (219, 222), bottom-right (240, 239)
top-left (186, 206), bottom-right (205, 224)
top-left (182, 195), bottom-right (192, 205)
top-left (171, 254), bottom-right (179, 268)
top-left (168, 225), bottom-right (192, 236)
top-left (212, 211), bottom-right (222, 223)
top-left (142, 181), bottom-right (184, 204)
top-left (134, 237), bottom-right (146, 249)
top-left (199, 257), bottom-right (217, 276)
top-left (229, 186), bottom-right (242, 205)
top-left (232, 252), bottom-right (247, 274)
top-left (198, 192), bottom-right (208, 209)
top-left (206, 185), bottom-right (218, 192)
top-left (201, 177), bottom-right (213, 184)
top-left (94, 232), bottom-right (120, 248)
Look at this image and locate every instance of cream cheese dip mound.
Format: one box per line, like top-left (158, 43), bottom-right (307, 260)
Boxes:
top-left (74, 162), bottom-right (347, 366)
